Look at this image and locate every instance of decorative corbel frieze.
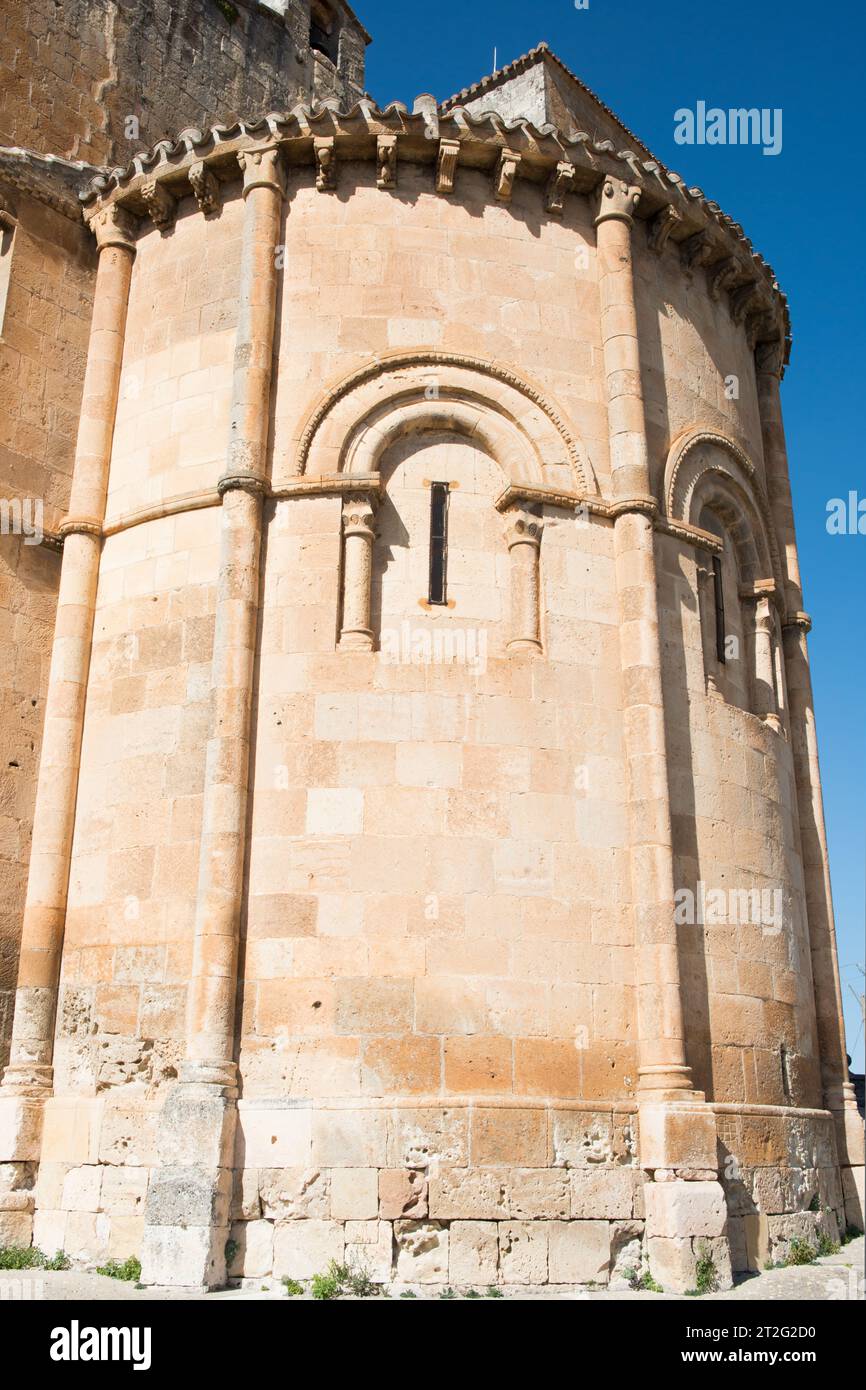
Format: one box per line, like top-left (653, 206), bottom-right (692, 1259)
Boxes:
top-left (594, 176), bottom-right (641, 226)
top-left (707, 256), bottom-right (739, 301)
top-left (377, 135), bottom-right (397, 190)
top-left (545, 161), bottom-right (574, 216)
top-left (188, 160), bottom-right (221, 215)
top-left (729, 279), bottom-right (762, 324)
top-left (314, 136), bottom-right (337, 191)
top-left (495, 149), bottom-right (521, 202)
top-left (746, 310), bottom-right (776, 351)
top-left (647, 203), bottom-right (682, 254)
top-left (89, 202), bottom-right (139, 253)
top-left (436, 138), bottom-right (460, 195)
top-left (680, 229), bottom-right (716, 270)
top-left (141, 178), bottom-right (176, 231)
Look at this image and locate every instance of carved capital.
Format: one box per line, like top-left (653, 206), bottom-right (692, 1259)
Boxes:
top-left (238, 146), bottom-right (284, 198)
top-left (495, 149), bottom-right (521, 202)
top-left (377, 135), bottom-right (397, 190)
top-left (314, 137), bottom-right (337, 191)
top-left (342, 493), bottom-right (378, 538)
top-left (436, 138), bottom-right (460, 195)
top-left (545, 161), bottom-right (574, 216)
top-left (647, 204), bottom-right (682, 254)
top-left (141, 178), bottom-right (176, 231)
top-left (58, 514), bottom-right (103, 538)
top-left (503, 508), bottom-right (543, 549)
top-left (189, 160), bottom-right (221, 215)
top-left (89, 202), bottom-right (138, 253)
top-left (595, 177), bottom-right (641, 227)
top-left (754, 334), bottom-right (785, 379)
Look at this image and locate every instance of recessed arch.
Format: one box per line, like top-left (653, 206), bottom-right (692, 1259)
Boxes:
top-left (663, 426), bottom-right (782, 589)
top-left (293, 349), bottom-right (595, 495)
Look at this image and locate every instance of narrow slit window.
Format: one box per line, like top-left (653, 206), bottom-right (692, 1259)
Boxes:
top-left (712, 554), bottom-right (726, 664)
top-left (428, 482), bottom-right (450, 606)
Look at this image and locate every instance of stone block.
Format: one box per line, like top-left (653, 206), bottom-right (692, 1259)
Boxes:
top-left (258, 1168), bottom-right (329, 1220)
top-left (499, 1221), bottom-right (548, 1284)
top-left (273, 1220), bottom-right (346, 1280)
top-left (638, 1104), bottom-right (717, 1172)
top-left (644, 1180), bottom-right (727, 1239)
top-left (0, 1210), bottom-right (33, 1246)
top-left (470, 1107), bottom-right (547, 1166)
top-left (98, 1102), bottom-right (159, 1167)
top-left (378, 1168), bottom-right (427, 1220)
top-left (107, 1215), bottom-right (145, 1261)
top-left (548, 1219), bottom-right (611, 1284)
top-left (394, 1221), bottom-right (449, 1283)
top-left (61, 1164), bottom-right (103, 1213)
top-left (0, 1097), bottom-right (44, 1162)
top-left (32, 1210), bottom-right (68, 1259)
top-left (428, 1166), bottom-right (507, 1220)
top-left (570, 1167), bottom-right (641, 1219)
top-left (228, 1219), bottom-right (274, 1279)
top-left (508, 1167), bottom-right (570, 1219)
top-left (310, 1109), bottom-right (388, 1168)
top-left (448, 1221), bottom-right (499, 1285)
top-left (345, 1221), bottom-right (393, 1283)
top-left (329, 1167), bottom-right (379, 1220)
top-left (842, 1165), bottom-right (865, 1231)
top-left (157, 1090), bottom-right (236, 1169)
top-left (144, 1165), bottom-right (231, 1228)
top-left (236, 1102), bottom-right (311, 1168)
top-left (41, 1098), bottom-right (103, 1165)
top-left (141, 1222), bottom-right (229, 1288)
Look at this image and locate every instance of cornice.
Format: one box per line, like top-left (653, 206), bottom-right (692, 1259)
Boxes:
top-left (73, 96), bottom-right (790, 366)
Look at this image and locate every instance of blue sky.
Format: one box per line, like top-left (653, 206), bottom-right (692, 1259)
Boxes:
top-left (359, 0), bottom-right (865, 1067)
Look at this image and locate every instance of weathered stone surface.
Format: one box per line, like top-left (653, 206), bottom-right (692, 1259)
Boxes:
top-left (394, 1220), bottom-right (449, 1283)
top-left (448, 1220), bottom-right (499, 1285)
top-left (498, 1221), bottom-right (548, 1284)
top-left (273, 1220), bottom-right (345, 1281)
top-left (548, 1220), bottom-right (611, 1284)
top-left (379, 1168), bottom-right (428, 1220)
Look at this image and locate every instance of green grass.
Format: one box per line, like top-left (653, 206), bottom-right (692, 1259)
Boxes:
top-left (95, 1256), bottom-right (142, 1282)
top-left (282, 1277), bottom-right (304, 1297)
top-left (309, 1258), bottom-right (381, 1300)
top-left (638, 1269), bottom-right (664, 1293)
top-left (785, 1238), bottom-right (817, 1267)
top-left (0, 1245), bottom-right (69, 1271)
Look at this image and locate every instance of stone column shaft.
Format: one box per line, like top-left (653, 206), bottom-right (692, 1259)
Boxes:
top-left (596, 179), bottom-right (693, 1100)
top-left (339, 495), bottom-right (377, 650)
top-left (185, 148), bottom-right (283, 1077)
top-left (504, 509), bottom-right (543, 652)
top-left (3, 207), bottom-right (136, 1094)
top-left (752, 594), bottom-right (782, 730)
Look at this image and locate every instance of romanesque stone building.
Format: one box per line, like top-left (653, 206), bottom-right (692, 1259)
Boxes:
top-left (0, 2), bottom-right (862, 1292)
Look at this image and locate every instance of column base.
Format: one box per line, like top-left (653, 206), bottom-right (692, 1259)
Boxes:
top-left (338, 629), bottom-right (375, 652)
top-left (506, 638), bottom-right (543, 654)
top-left (644, 1180), bottom-right (733, 1294)
top-left (140, 1079), bottom-right (237, 1289)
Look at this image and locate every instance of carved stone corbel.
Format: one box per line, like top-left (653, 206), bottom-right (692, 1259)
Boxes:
top-left (594, 176), bottom-right (641, 227)
top-left (754, 334), bottom-right (785, 379)
top-left (377, 135), bottom-right (397, 190)
top-left (189, 160), bottom-right (221, 215)
top-left (545, 161), bottom-right (574, 216)
top-left (680, 229), bottom-right (716, 270)
top-left (141, 178), bottom-right (176, 231)
top-left (707, 256), bottom-right (739, 301)
top-left (436, 138), bottom-right (460, 195)
top-left (238, 145), bottom-right (284, 198)
top-left (647, 204), bottom-right (682, 254)
top-left (314, 137), bottom-right (337, 191)
top-left (495, 149), bottom-right (521, 202)
top-left (729, 279), bottom-right (762, 324)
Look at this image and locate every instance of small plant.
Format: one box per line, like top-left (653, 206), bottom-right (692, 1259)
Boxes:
top-left (808, 1193), bottom-right (820, 1213)
top-left (485, 1285), bottom-right (503, 1298)
top-left (345, 1265), bottom-right (378, 1298)
top-left (439, 1286), bottom-right (457, 1300)
top-left (816, 1232), bottom-right (840, 1258)
top-left (0, 1245), bottom-right (47, 1270)
top-left (463, 1288), bottom-right (481, 1299)
top-left (283, 1277), bottom-right (304, 1297)
top-left (638, 1269), bottom-right (664, 1293)
top-left (311, 1268), bottom-right (342, 1301)
top-left (786, 1238), bottom-right (817, 1267)
top-left (399, 1289), bottom-right (417, 1298)
top-left (96, 1256), bottom-right (142, 1282)
top-left (44, 1250), bottom-right (71, 1271)
top-left (224, 1238), bottom-right (239, 1268)
top-left (841, 1227), bottom-right (860, 1246)
top-left (691, 1245), bottom-right (720, 1296)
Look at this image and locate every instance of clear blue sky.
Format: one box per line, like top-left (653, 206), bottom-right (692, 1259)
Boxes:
top-left (359, 0), bottom-right (865, 1068)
